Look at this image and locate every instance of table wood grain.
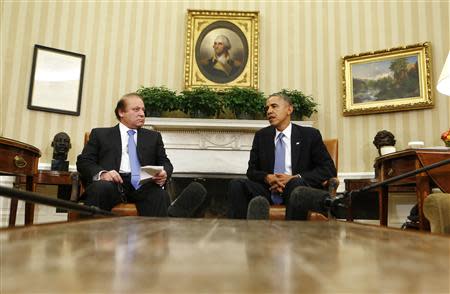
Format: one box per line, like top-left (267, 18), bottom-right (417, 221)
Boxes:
top-left (1, 217), bottom-right (449, 293)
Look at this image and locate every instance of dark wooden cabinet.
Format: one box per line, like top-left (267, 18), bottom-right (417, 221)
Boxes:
top-left (374, 149), bottom-right (450, 230)
top-left (0, 137), bottom-right (41, 226)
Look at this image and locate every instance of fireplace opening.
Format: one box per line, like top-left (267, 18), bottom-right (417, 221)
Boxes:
top-left (168, 173), bottom-right (245, 218)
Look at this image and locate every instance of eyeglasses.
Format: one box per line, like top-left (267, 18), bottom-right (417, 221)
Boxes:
top-left (117, 183), bottom-right (127, 203)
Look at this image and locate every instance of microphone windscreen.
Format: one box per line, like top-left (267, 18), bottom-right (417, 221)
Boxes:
top-left (247, 196), bottom-right (270, 220)
top-left (168, 182), bottom-right (207, 218)
top-left (288, 186), bottom-right (329, 220)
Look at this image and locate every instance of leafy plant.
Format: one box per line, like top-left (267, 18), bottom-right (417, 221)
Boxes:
top-left (280, 89), bottom-right (318, 120)
top-left (179, 87), bottom-right (222, 118)
top-left (222, 87), bottom-right (265, 119)
top-left (137, 86), bottom-right (179, 117)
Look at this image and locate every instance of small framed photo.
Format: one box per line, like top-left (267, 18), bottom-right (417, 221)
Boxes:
top-left (342, 42), bottom-right (433, 116)
top-left (27, 44), bottom-right (85, 116)
top-left (184, 9), bottom-right (259, 90)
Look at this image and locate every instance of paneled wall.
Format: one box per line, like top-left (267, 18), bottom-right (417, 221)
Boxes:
top-left (1, 0), bottom-right (449, 173)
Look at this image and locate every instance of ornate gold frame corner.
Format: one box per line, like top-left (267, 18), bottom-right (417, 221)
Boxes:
top-left (184, 9), bottom-right (259, 90)
top-left (342, 42), bottom-right (433, 116)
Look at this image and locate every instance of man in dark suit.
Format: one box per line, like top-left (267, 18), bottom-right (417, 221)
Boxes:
top-left (77, 93), bottom-right (202, 217)
top-left (227, 92), bottom-right (337, 220)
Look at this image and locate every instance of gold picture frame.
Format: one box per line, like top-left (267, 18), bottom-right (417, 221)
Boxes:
top-left (184, 9), bottom-right (259, 90)
top-left (342, 42), bottom-right (433, 116)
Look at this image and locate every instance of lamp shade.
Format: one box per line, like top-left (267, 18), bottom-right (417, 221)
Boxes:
top-left (437, 51), bottom-right (450, 96)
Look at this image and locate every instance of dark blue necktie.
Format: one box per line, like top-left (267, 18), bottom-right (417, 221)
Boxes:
top-left (271, 133), bottom-right (285, 204)
top-left (127, 130), bottom-right (141, 190)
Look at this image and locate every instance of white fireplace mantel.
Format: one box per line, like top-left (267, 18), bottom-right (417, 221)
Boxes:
top-left (145, 117), bottom-right (313, 132)
top-left (144, 118), bottom-right (313, 175)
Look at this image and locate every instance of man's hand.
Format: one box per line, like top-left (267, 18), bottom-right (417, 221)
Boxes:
top-left (265, 174), bottom-right (298, 193)
top-left (265, 174), bottom-right (284, 193)
top-left (275, 174), bottom-right (297, 187)
top-left (152, 170), bottom-right (167, 186)
top-left (100, 170), bottom-right (123, 183)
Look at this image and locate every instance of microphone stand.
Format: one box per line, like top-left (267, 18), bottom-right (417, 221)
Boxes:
top-left (324, 157), bottom-right (450, 219)
top-left (0, 185), bottom-right (116, 218)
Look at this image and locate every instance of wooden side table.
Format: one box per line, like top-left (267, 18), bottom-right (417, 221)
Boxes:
top-left (374, 149), bottom-right (450, 230)
top-left (0, 136), bottom-right (41, 226)
top-left (33, 170), bottom-right (80, 201)
top-left (15, 170), bottom-right (80, 220)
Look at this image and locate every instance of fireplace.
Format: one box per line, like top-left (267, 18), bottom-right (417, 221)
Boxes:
top-left (145, 117), bottom-right (313, 216)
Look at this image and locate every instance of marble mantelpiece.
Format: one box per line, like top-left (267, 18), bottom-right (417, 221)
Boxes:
top-left (145, 117), bottom-right (313, 175)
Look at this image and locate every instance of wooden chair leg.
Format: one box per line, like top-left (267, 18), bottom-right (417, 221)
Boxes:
top-left (8, 198), bottom-right (18, 227)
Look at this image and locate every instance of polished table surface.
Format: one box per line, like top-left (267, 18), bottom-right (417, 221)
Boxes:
top-left (1, 217), bottom-right (449, 293)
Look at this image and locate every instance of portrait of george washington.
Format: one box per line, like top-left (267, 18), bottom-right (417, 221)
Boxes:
top-left (195, 21), bottom-right (248, 84)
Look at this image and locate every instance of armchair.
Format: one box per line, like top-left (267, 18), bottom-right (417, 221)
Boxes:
top-left (68, 132), bottom-right (138, 221)
top-left (269, 139), bottom-right (339, 220)
top-left (423, 193), bottom-right (450, 234)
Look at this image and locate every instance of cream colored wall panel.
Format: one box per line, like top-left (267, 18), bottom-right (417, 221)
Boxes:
top-left (99, 1), bottom-right (116, 122)
top-left (93, 2), bottom-right (115, 128)
top-left (324, 3), bottom-right (338, 139)
top-left (117, 2), bottom-right (133, 95)
top-left (1, 0), bottom-right (448, 173)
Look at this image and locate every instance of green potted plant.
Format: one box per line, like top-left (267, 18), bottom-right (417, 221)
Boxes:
top-left (179, 86), bottom-right (222, 118)
top-left (280, 89), bottom-right (318, 120)
top-left (222, 87), bottom-right (265, 119)
top-left (136, 86), bottom-right (179, 117)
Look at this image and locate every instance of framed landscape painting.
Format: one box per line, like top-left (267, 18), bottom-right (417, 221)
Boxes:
top-left (184, 10), bottom-right (259, 90)
top-left (342, 42), bottom-right (433, 116)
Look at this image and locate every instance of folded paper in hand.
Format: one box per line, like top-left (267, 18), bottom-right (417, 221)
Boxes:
top-left (139, 165), bottom-right (164, 185)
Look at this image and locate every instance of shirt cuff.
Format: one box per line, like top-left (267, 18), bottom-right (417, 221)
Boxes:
top-left (93, 170), bottom-right (107, 181)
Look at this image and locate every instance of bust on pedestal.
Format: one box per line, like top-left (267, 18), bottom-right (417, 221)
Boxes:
top-left (51, 132), bottom-right (71, 171)
top-left (373, 130), bottom-right (396, 156)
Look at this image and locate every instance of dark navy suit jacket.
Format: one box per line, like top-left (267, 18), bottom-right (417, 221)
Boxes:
top-left (246, 124), bottom-right (336, 189)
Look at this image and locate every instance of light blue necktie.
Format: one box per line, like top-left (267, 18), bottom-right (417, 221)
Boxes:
top-left (127, 130), bottom-right (141, 190)
top-left (271, 133), bottom-right (285, 204)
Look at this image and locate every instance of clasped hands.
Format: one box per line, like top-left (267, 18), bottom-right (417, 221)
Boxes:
top-left (265, 173), bottom-right (297, 194)
top-left (100, 169), bottom-right (167, 186)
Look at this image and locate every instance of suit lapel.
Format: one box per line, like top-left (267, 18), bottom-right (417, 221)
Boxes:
top-left (267, 127), bottom-right (276, 171)
top-left (291, 124), bottom-right (302, 171)
top-left (136, 128), bottom-right (146, 164)
top-left (111, 125), bottom-right (122, 169)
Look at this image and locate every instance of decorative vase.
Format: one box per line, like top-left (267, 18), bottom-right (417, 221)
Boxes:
top-left (445, 141), bottom-right (450, 147)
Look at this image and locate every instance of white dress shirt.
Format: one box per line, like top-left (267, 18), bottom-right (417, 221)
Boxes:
top-left (118, 122), bottom-right (138, 173)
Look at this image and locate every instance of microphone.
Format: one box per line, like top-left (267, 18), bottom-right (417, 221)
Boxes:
top-left (288, 186), bottom-right (331, 220)
top-left (326, 157), bottom-right (450, 218)
top-left (0, 185), bottom-right (114, 217)
top-left (168, 182), bottom-right (207, 218)
top-left (247, 196), bottom-right (270, 220)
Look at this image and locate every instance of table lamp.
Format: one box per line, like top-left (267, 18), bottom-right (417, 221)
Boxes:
top-left (436, 50), bottom-right (450, 131)
top-left (437, 50), bottom-right (450, 96)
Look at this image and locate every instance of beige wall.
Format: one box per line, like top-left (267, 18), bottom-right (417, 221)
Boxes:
top-left (1, 0), bottom-right (449, 173)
